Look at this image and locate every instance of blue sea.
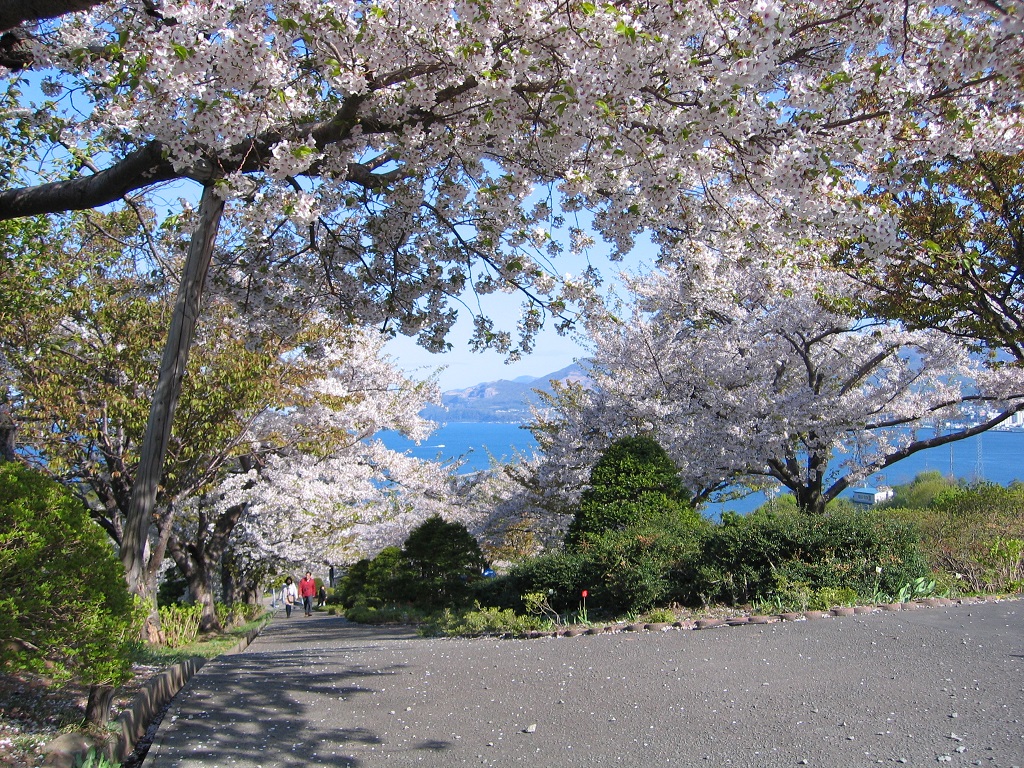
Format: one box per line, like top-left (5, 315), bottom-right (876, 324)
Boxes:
top-left (379, 422), bottom-right (1024, 513)
top-left (379, 422), bottom-right (538, 472)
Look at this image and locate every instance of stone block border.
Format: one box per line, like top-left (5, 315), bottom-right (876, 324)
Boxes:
top-left (537, 595), bottom-right (1013, 640)
top-left (41, 625), bottom-right (264, 768)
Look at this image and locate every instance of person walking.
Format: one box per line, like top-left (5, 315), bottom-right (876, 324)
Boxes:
top-left (282, 576), bottom-right (298, 618)
top-left (299, 571), bottom-right (317, 617)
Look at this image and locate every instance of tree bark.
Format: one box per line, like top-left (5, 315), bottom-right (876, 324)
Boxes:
top-left (121, 184), bottom-right (224, 642)
top-left (0, 0), bottom-right (106, 34)
top-left (0, 405), bottom-right (15, 462)
top-left (85, 684), bottom-right (114, 727)
top-left (166, 534), bottom-right (220, 634)
top-left (0, 141), bottom-right (181, 219)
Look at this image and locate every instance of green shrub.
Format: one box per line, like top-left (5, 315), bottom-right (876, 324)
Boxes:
top-left (339, 519), bottom-right (489, 611)
top-left (0, 463), bottom-right (142, 684)
top-left (675, 507), bottom-right (927, 607)
top-left (215, 601), bottom-right (262, 630)
top-left (497, 523), bottom-right (703, 618)
top-left (73, 748), bottom-right (120, 768)
top-left (566, 436), bottom-right (700, 547)
top-left (641, 607), bottom-right (678, 624)
top-left (499, 549), bottom-right (589, 612)
top-left (575, 525), bottom-right (702, 615)
top-left (884, 471), bottom-right (959, 510)
top-left (401, 516), bottom-right (488, 607)
top-left (892, 482), bottom-right (1024, 592)
top-left (422, 605), bottom-right (545, 637)
top-left (159, 604), bottom-right (202, 648)
top-left (368, 546), bottom-right (414, 600)
top-left (336, 558), bottom-right (372, 608)
top-left (344, 601), bottom-right (428, 625)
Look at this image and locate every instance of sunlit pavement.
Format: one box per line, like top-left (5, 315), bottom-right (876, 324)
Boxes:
top-left (145, 599), bottom-right (1023, 767)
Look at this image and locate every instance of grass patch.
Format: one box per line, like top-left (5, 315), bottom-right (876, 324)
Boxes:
top-left (134, 612), bottom-right (271, 665)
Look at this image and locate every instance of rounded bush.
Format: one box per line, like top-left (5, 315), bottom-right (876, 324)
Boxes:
top-left (0, 463), bottom-right (141, 683)
top-left (341, 518), bottom-right (489, 610)
top-left (401, 516), bottom-right (488, 607)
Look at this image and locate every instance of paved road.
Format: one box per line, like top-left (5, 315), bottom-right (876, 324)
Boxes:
top-left (146, 600), bottom-right (1023, 768)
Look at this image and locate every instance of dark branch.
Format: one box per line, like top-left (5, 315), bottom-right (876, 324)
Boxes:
top-left (0, 141), bottom-right (181, 220)
top-left (0, 0), bottom-right (105, 34)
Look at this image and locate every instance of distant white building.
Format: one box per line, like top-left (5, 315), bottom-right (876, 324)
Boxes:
top-left (851, 486), bottom-right (894, 506)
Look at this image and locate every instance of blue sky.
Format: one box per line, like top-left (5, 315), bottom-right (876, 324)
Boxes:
top-left (385, 296), bottom-right (592, 391)
top-left (385, 230), bottom-right (655, 391)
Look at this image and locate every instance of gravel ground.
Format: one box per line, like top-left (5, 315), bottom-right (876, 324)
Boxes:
top-left (0, 663), bottom-right (165, 767)
top-left (145, 599), bottom-right (1023, 768)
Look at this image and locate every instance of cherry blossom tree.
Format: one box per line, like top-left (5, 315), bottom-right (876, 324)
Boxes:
top-left (535, 223), bottom-right (1024, 515)
top-left (167, 330), bottom-right (450, 631)
top-left (1, 207), bottom-right (449, 636)
top-left (454, 453), bottom-right (575, 562)
top-left (1, 0), bottom-right (1021, 600)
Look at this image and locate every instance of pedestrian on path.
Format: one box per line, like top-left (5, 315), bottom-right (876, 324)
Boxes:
top-left (299, 571), bottom-right (317, 616)
top-left (282, 576), bottom-right (298, 618)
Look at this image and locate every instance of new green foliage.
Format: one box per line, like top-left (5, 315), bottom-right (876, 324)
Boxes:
top-left (891, 481), bottom-right (1024, 592)
top-left (0, 463), bottom-right (142, 683)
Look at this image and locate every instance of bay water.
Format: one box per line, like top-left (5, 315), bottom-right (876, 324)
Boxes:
top-left (380, 422), bottom-right (1024, 513)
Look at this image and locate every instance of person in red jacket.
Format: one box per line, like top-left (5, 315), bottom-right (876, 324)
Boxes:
top-left (298, 571), bottom-right (317, 617)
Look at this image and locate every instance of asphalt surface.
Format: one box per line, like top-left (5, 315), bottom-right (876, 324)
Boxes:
top-left (145, 600), bottom-right (1023, 768)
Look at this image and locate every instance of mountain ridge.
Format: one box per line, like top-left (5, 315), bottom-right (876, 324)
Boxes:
top-left (422, 362), bottom-right (591, 423)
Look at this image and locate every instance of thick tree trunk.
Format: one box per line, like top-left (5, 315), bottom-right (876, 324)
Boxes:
top-left (85, 684), bottom-right (114, 727)
top-left (0, 405), bottom-right (14, 462)
top-left (0, 1), bottom-right (108, 34)
top-left (221, 548), bottom-right (238, 606)
top-left (121, 185), bottom-right (224, 641)
top-left (190, 573), bottom-right (220, 634)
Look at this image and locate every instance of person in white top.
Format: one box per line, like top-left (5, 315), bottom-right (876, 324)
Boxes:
top-left (282, 576), bottom-right (299, 618)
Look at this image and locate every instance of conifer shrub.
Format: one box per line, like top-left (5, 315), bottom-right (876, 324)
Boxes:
top-left (365, 546), bottom-right (412, 604)
top-left (336, 558), bottom-right (372, 608)
top-left (401, 516), bottom-right (488, 607)
top-left (0, 463), bottom-right (142, 684)
top-left (340, 517), bottom-right (489, 612)
top-left (565, 435), bottom-right (701, 547)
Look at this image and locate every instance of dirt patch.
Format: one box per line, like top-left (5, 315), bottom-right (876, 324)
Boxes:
top-left (0, 664), bottom-right (165, 767)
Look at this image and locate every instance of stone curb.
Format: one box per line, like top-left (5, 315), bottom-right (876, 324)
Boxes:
top-left (525, 595), bottom-right (1010, 641)
top-left (41, 624), bottom-right (264, 768)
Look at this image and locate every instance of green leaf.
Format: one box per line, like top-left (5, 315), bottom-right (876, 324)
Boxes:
top-left (615, 21), bottom-right (637, 41)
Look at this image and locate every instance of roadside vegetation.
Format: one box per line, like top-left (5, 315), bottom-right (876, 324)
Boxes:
top-left (0, 463), bottom-right (269, 766)
top-left (335, 444), bottom-right (1024, 638)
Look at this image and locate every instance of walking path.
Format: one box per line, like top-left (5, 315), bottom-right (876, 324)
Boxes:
top-left (145, 600), bottom-right (1023, 767)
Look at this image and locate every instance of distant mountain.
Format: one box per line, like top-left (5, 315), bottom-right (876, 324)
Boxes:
top-left (423, 362), bottom-right (592, 423)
